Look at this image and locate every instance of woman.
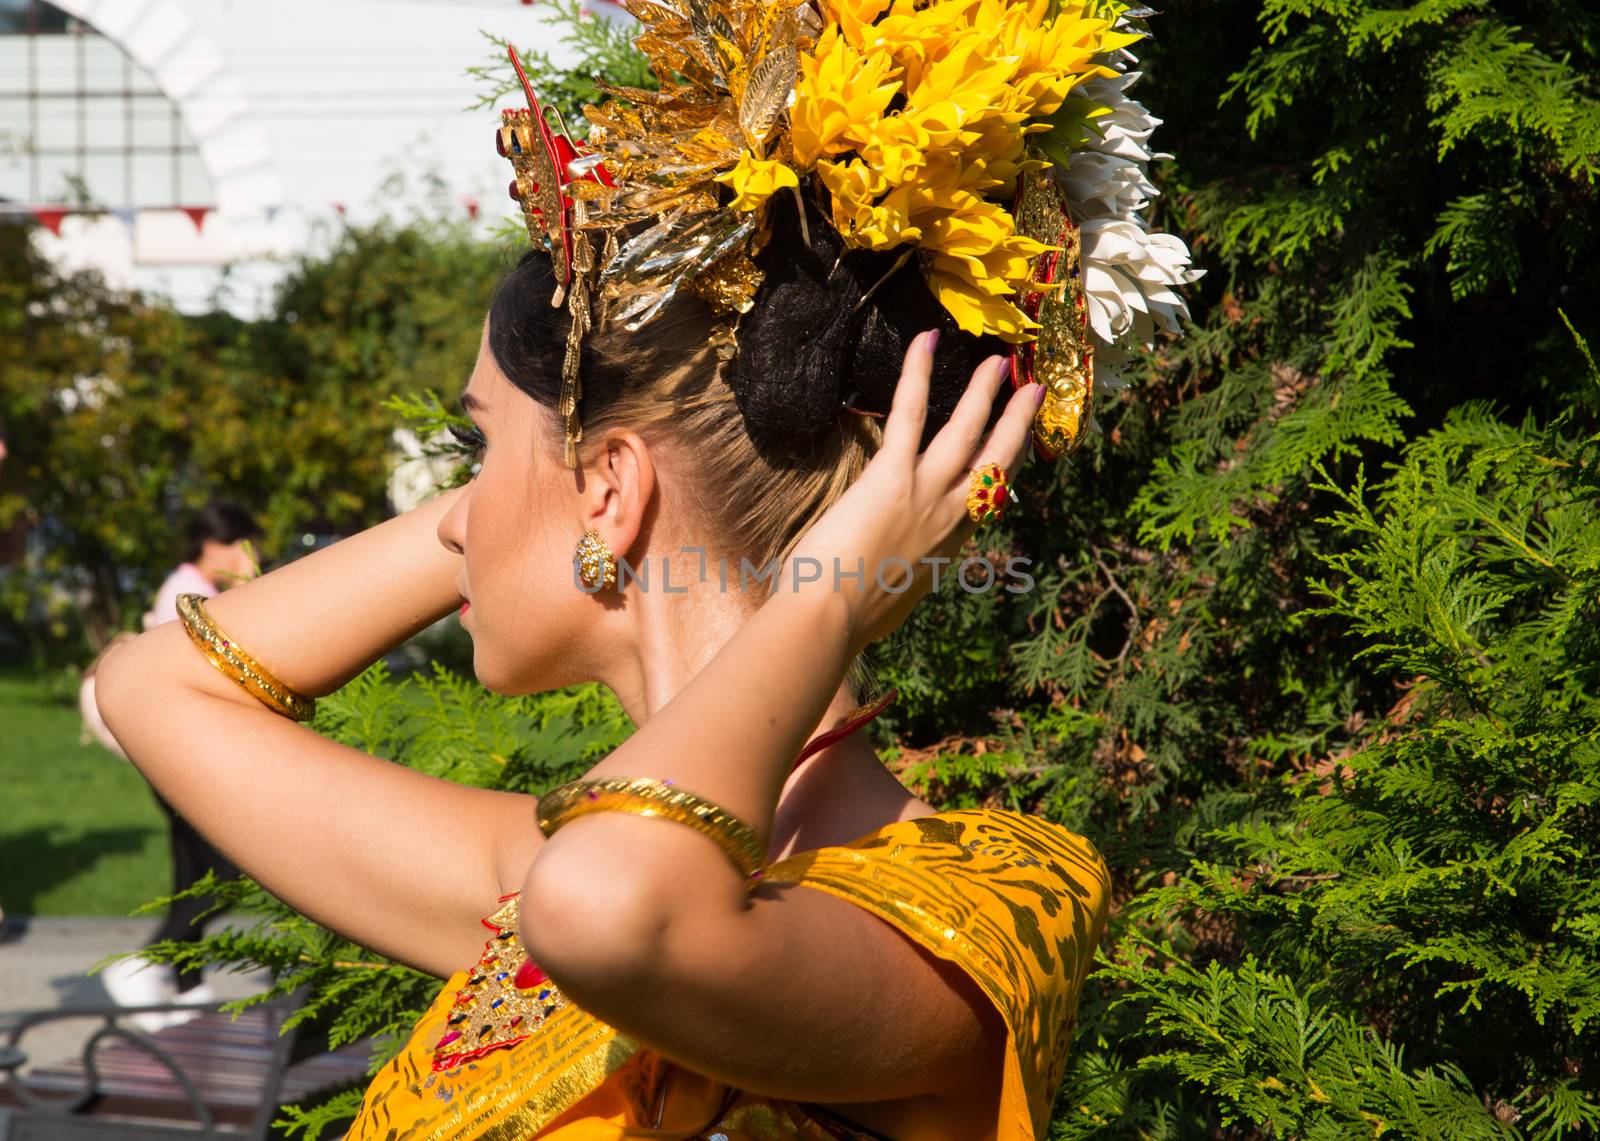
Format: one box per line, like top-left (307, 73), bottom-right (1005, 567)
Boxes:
top-left (90, 0), bottom-right (1193, 1133)
top-left (94, 271), bottom-right (1106, 1137)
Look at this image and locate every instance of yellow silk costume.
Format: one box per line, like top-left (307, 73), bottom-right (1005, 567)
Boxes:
top-left (348, 809), bottom-right (1109, 1140)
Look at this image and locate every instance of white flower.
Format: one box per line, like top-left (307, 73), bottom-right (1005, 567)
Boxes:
top-left (1061, 150), bottom-right (1156, 220)
top-left (1052, 45), bottom-right (1204, 379)
top-left (1082, 220), bottom-right (1200, 347)
top-left (1079, 71), bottom-right (1163, 165)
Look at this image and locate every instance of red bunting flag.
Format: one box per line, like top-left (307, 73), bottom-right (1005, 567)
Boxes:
top-left (181, 206), bottom-right (209, 234)
top-left (463, 197), bottom-right (480, 220)
top-left (32, 207), bottom-right (68, 236)
top-left (333, 202), bottom-right (347, 217)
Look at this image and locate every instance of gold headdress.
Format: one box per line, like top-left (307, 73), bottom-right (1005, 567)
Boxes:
top-left (498, 0), bottom-right (1182, 469)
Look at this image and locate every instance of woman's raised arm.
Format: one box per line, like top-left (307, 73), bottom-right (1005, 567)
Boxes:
top-left (94, 487), bottom-right (543, 977)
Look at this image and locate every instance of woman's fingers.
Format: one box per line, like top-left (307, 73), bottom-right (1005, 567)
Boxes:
top-left (878, 329), bottom-right (938, 465)
top-left (949, 381), bottom-right (1041, 535)
top-left (989, 377), bottom-right (1042, 469)
top-left (924, 352), bottom-right (1012, 475)
top-left (982, 382), bottom-right (1041, 471)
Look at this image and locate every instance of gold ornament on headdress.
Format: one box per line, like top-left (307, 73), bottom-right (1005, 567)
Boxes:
top-left (498, 105), bottom-right (571, 296)
top-left (1010, 157), bottom-right (1094, 460)
top-left (494, 0), bottom-right (1147, 465)
top-left (497, 50), bottom-right (614, 468)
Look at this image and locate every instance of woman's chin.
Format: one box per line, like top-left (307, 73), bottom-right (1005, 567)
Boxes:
top-left (471, 651), bottom-right (567, 697)
top-left (471, 659), bottom-right (514, 696)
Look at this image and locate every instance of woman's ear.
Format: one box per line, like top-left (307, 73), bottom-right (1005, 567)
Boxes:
top-left (582, 429), bottom-right (656, 556)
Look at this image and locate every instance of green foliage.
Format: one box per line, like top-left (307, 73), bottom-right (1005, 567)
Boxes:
top-left (1072, 955), bottom-right (1518, 1141)
top-left (1024, 2), bottom-right (1600, 1133)
top-left (0, 217), bottom-right (497, 659)
top-left (468, 1), bottom-right (658, 132)
top-left (1061, 380), bottom-right (1600, 1136)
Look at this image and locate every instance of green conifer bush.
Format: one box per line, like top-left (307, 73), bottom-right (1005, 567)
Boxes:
top-left (1059, 378), bottom-right (1600, 1136)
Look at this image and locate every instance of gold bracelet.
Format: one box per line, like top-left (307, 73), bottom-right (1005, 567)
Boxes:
top-left (176, 593), bottom-right (317, 722)
top-left (536, 777), bottom-right (768, 880)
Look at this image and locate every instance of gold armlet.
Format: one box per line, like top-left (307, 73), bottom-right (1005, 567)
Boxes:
top-left (535, 777), bottom-right (767, 880)
top-left (175, 593), bottom-right (317, 722)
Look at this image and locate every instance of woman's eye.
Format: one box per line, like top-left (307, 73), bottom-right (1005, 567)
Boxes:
top-left (448, 422), bottom-right (488, 461)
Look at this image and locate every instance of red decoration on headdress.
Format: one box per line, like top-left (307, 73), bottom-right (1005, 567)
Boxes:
top-left (1009, 169), bottom-right (1094, 462)
top-left (503, 48), bottom-right (575, 281)
top-left (498, 46), bottom-right (617, 286)
top-left (546, 129), bottom-right (616, 191)
top-left (1008, 243), bottom-right (1060, 392)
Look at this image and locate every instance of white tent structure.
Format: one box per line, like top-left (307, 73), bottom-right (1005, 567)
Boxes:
top-left (2, 0), bottom-right (583, 314)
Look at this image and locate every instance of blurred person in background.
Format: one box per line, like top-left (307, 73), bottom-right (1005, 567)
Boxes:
top-left (0, 419), bottom-right (26, 567)
top-left (0, 420), bottom-right (6, 934)
top-left (89, 500), bottom-right (261, 1021)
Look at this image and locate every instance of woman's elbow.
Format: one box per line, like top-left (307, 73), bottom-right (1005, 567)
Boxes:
top-left (92, 635), bottom-right (137, 728)
top-left (517, 834), bottom-right (673, 1002)
top-left (92, 630), bottom-right (166, 742)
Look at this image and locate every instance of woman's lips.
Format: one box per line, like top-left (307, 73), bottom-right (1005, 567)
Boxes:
top-left (460, 601), bottom-right (471, 618)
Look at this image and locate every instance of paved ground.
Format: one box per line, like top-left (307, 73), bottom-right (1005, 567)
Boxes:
top-left (0, 915), bottom-right (270, 1072)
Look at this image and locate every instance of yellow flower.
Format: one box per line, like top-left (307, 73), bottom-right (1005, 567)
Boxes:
top-left (791, 26), bottom-right (901, 167)
top-left (819, 159), bottom-right (922, 249)
top-left (792, 0), bottom-right (1134, 339)
top-left (860, 116), bottom-right (931, 184)
top-left (829, 0), bottom-right (893, 47)
top-left (927, 249), bottom-right (1040, 342)
top-left (714, 152), bottom-right (799, 212)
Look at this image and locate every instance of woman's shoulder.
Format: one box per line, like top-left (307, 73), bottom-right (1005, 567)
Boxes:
top-left (763, 808), bottom-right (1110, 1141)
top-left (762, 806), bottom-right (1110, 995)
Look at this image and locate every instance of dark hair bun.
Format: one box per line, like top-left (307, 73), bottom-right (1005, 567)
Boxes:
top-left (726, 190), bottom-right (1009, 459)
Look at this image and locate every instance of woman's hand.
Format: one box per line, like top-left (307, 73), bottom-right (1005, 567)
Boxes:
top-left (785, 330), bottom-right (1042, 655)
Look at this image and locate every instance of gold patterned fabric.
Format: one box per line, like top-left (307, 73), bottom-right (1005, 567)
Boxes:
top-left (346, 810), bottom-right (1110, 1140)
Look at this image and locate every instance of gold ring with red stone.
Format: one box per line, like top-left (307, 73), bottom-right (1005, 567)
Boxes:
top-left (965, 462), bottom-right (1011, 524)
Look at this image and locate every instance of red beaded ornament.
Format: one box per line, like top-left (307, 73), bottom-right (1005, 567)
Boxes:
top-left (431, 894), bottom-right (565, 1073)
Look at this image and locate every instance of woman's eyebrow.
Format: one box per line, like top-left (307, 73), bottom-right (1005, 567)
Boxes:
top-left (459, 391), bottom-right (488, 415)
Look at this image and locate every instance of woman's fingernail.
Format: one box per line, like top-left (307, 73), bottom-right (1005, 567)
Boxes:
top-left (1033, 384), bottom-right (1047, 408)
top-left (997, 356), bottom-right (1013, 384)
top-left (924, 328), bottom-right (940, 354)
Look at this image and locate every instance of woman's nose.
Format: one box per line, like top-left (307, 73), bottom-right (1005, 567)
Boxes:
top-left (437, 485), bottom-right (470, 555)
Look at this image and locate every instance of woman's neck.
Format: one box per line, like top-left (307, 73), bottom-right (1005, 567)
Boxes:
top-left (595, 576), bottom-right (874, 780)
top-left (601, 570), bottom-right (861, 728)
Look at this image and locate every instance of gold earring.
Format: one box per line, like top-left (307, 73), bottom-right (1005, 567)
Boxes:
top-left (574, 529), bottom-right (617, 591)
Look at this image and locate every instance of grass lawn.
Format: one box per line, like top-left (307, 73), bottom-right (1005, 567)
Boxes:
top-left (0, 667), bottom-right (169, 916)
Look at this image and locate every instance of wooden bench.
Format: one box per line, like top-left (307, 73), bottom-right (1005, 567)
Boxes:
top-left (0, 994), bottom-right (371, 1140)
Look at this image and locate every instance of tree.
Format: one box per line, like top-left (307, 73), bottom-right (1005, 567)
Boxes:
top-left (0, 217), bottom-right (498, 659)
top-left (1060, 366), bottom-right (1600, 1137)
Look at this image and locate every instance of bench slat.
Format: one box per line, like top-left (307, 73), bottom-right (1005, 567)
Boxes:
top-left (5, 1003), bottom-right (372, 1122)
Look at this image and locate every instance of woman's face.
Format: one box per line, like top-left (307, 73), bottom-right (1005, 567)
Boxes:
top-left (436, 326), bottom-right (620, 695)
top-left (205, 538), bottom-right (260, 588)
